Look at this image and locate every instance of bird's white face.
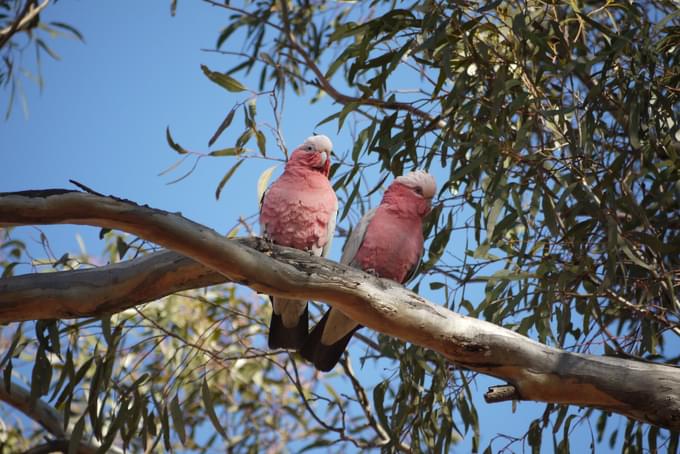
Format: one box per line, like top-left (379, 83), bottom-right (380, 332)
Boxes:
top-left (395, 170), bottom-right (437, 199)
top-left (289, 134), bottom-right (334, 177)
top-left (300, 135), bottom-right (333, 166)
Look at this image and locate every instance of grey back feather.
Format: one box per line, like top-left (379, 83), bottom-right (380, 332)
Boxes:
top-left (403, 248), bottom-right (424, 283)
top-left (322, 199), bottom-right (338, 258)
top-left (340, 208), bottom-right (378, 266)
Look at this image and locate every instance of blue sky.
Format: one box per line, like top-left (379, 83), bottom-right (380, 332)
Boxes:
top-left (0, 1), bottom-right (633, 452)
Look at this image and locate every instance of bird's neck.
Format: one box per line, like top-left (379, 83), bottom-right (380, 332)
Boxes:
top-left (281, 165), bottom-right (329, 189)
top-left (382, 184), bottom-right (429, 219)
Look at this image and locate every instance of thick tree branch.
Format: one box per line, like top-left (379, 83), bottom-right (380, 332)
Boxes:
top-left (0, 248), bottom-right (225, 321)
top-left (0, 381), bottom-right (65, 439)
top-left (0, 189), bottom-right (679, 430)
top-left (0, 381), bottom-right (121, 454)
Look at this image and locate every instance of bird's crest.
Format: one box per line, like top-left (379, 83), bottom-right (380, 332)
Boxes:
top-left (301, 134), bottom-right (333, 154)
top-left (395, 170), bottom-right (437, 198)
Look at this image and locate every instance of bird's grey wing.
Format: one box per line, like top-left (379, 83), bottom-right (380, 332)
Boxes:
top-left (403, 246), bottom-right (424, 283)
top-left (340, 207), bottom-right (378, 266)
top-left (321, 198), bottom-right (338, 258)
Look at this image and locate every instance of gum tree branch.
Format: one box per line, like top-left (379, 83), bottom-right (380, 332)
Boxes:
top-left (0, 189), bottom-right (679, 430)
top-left (0, 381), bottom-right (65, 439)
top-left (0, 248), bottom-right (225, 322)
top-left (0, 381), bottom-right (121, 454)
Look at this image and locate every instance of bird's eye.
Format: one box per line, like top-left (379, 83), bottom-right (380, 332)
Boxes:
top-left (306, 146), bottom-right (313, 151)
top-left (414, 186), bottom-right (424, 195)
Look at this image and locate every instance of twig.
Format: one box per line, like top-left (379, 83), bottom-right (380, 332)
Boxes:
top-left (484, 385), bottom-right (520, 403)
top-left (69, 179), bottom-right (105, 197)
top-left (0, 0), bottom-right (49, 50)
top-left (276, 0), bottom-right (445, 129)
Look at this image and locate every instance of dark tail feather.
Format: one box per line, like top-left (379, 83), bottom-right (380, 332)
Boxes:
top-left (268, 302), bottom-right (308, 350)
top-left (301, 311), bottom-right (360, 372)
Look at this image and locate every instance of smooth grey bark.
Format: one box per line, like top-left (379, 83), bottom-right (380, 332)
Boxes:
top-left (0, 249), bottom-right (225, 321)
top-left (0, 189), bottom-right (679, 430)
top-left (0, 381), bottom-right (121, 453)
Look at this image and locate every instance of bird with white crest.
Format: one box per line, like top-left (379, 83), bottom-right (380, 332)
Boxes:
top-left (259, 134), bottom-right (338, 350)
top-left (302, 170), bottom-right (437, 371)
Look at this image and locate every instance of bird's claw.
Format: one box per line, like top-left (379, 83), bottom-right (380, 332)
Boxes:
top-left (260, 235), bottom-right (275, 252)
top-left (365, 268), bottom-right (380, 277)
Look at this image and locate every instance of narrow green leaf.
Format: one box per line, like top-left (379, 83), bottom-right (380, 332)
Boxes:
top-left (373, 381), bottom-right (390, 434)
top-left (50, 348), bottom-right (73, 401)
top-left (202, 378), bottom-right (228, 437)
top-left (88, 359), bottom-right (102, 438)
top-left (161, 404), bottom-right (171, 450)
top-left (49, 22), bottom-right (85, 42)
top-left (116, 237), bottom-right (129, 260)
top-left (208, 109), bottom-right (236, 147)
top-left (56, 356), bottom-right (94, 407)
top-left (170, 395), bottom-right (186, 445)
top-left (166, 127), bottom-right (187, 154)
top-left (542, 194), bottom-right (559, 236)
top-left (201, 64), bottom-right (247, 92)
top-left (315, 111), bottom-right (340, 129)
top-left (68, 415), bottom-right (86, 454)
top-left (629, 94), bottom-right (641, 149)
top-left (255, 129), bottom-right (266, 157)
top-left (216, 24), bottom-right (238, 49)
top-left (0, 327), bottom-right (22, 369)
top-left (486, 198), bottom-right (504, 240)
top-left (209, 147), bottom-right (246, 157)
top-left (340, 181), bottom-right (360, 221)
top-left (30, 347), bottom-right (51, 403)
top-left (235, 128), bottom-right (254, 149)
top-left (36, 39), bottom-right (61, 61)
top-left (3, 361), bottom-right (12, 394)
top-left (215, 159), bottom-right (245, 200)
top-left (100, 399), bottom-right (127, 452)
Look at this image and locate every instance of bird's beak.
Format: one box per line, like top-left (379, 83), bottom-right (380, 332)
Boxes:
top-left (321, 150), bottom-right (332, 177)
top-left (318, 151), bottom-right (327, 167)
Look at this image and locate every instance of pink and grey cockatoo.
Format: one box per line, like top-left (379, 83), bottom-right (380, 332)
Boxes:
top-left (301, 170), bottom-right (437, 371)
top-left (259, 135), bottom-right (337, 350)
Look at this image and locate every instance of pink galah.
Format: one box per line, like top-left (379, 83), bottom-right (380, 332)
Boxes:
top-left (259, 135), bottom-right (337, 350)
top-left (301, 170), bottom-right (437, 372)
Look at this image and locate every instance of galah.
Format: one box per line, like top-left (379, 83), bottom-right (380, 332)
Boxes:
top-left (259, 135), bottom-right (337, 350)
top-left (301, 170), bottom-right (437, 372)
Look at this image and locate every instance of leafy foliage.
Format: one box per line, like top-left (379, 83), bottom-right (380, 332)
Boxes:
top-left (1, 0), bottom-right (680, 452)
top-left (0, 0), bottom-right (83, 118)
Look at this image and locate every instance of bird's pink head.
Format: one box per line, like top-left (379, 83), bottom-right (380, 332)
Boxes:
top-left (386, 170), bottom-right (437, 217)
top-left (287, 135), bottom-right (333, 177)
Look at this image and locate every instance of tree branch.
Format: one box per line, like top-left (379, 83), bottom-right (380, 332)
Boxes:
top-left (0, 189), bottom-right (679, 430)
top-left (0, 0), bottom-right (50, 50)
top-left (0, 381), bottom-right (121, 454)
top-left (484, 385), bottom-right (520, 403)
top-left (0, 248), bottom-right (226, 322)
top-left (0, 381), bottom-right (65, 439)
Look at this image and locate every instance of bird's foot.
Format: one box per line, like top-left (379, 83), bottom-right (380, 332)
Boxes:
top-left (365, 268), bottom-right (380, 277)
top-left (259, 235), bottom-right (275, 253)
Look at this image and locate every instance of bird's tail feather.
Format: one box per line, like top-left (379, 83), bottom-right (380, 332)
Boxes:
top-left (301, 311), bottom-right (360, 372)
top-left (268, 300), bottom-right (309, 350)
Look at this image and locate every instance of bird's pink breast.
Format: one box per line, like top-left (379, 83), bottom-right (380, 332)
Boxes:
top-left (260, 171), bottom-right (336, 251)
top-left (353, 206), bottom-right (424, 283)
